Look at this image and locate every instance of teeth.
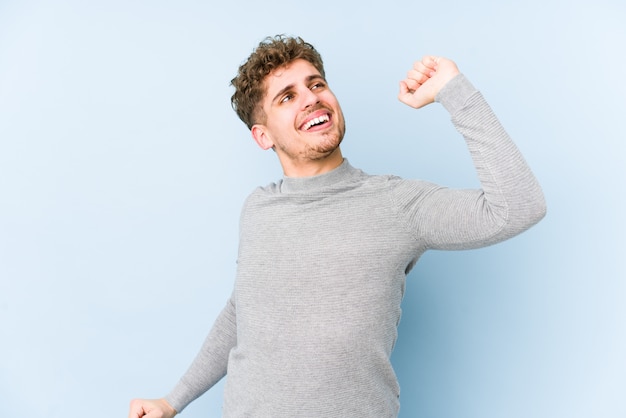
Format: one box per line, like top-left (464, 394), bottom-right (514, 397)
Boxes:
top-left (303, 114), bottom-right (329, 130)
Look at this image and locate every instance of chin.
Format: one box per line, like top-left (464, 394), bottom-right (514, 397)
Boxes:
top-left (314, 133), bottom-right (342, 155)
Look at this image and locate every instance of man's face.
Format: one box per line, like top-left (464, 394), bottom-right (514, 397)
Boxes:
top-left (251, 59), bottom-right (346, 174)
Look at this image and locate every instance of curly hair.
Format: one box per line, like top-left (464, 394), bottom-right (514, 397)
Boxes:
top-left (230, 35), bottom-right (326, 130)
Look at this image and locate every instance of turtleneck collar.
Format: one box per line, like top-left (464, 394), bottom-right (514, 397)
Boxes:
top-left (278, 159), bottom-right (360, 194)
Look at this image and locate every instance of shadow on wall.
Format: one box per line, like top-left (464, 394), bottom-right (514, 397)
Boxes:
top-left (391, 246), bottom-right (536, 418)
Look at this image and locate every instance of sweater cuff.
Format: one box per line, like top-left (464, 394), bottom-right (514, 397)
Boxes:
top-left (164, 383), bottom-right (194, 414)
top-left (435, 73), bottom-right (478, 115)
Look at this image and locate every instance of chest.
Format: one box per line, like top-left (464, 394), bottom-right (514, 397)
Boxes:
top-left (235, 192), bottom-right (421, 325)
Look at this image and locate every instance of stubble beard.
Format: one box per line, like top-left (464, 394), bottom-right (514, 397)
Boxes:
top-left (276, 120), bottom-right (346, 163)
top-left (308, 129), bottom-right (344, 160)
top-left (298, 104), bottom-right (346, 161)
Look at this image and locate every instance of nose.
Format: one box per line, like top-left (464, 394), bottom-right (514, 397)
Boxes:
top-left (301, 87), bottom-right (320, 109)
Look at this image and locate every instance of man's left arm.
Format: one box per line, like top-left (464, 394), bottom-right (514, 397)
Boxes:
top-left (396, 56), bottom-right (546, 249)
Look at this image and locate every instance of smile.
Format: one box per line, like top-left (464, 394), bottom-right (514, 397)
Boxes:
top-left (302, 114), bottom-right (330, 131)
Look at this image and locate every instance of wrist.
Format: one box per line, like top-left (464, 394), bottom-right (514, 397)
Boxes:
top-left (435, 74), bottom-right (478, 114)
top-left (159, 398), bottom-right (178, 417)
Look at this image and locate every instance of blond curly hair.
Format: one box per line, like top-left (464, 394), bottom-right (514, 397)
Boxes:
top-left (230, 35), bottom-right (325, 130)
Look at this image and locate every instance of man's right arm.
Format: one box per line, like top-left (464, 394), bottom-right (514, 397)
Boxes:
top-left (128, 296), bottom-right (237, 416)
top-left (128, 398), bottom-right (177, 418)
top-left (165, 296), bottom-right (237, 411)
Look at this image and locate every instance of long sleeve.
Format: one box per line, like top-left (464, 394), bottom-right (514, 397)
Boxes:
top-left (392, 74), bottom-right (546, 250)
top-left (164, 296), bottom-right (237, 413)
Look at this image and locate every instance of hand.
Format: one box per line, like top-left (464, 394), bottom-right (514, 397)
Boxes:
top-left (398, 56), bottom-right (460, 109)
top-left (128, 398), bottom-right (177, 418)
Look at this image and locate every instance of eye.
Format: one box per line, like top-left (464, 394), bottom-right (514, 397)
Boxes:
top-left (311, 82), bottom-right (326, 90)
top-left (280, 93), bottom-right (294, 103)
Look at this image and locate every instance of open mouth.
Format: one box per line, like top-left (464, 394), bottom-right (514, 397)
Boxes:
top-left (301, 113), bottom-right (331, 131)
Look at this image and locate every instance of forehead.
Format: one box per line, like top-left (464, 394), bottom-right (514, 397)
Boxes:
top-left (263, 59), bottom-right (322, 96)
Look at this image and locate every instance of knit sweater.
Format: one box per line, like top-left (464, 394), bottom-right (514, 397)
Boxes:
top-left (165, 74), bottom-right (546, 417)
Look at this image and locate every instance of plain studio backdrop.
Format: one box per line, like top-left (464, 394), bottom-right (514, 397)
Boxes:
top-left (1, 1), bottom-right (624, 417)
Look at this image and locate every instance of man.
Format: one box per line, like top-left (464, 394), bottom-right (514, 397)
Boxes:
top-left (128, 35), bottom-right (546, 418)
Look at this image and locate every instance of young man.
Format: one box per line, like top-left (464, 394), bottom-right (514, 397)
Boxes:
top-left (128, 35), bottom-right (546, 418)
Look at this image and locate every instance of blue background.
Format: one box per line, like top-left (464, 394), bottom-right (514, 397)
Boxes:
top-left (1, 1), bottom-right (624, 417)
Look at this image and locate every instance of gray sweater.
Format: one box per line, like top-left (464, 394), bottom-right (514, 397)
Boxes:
top-left (165, 74), bottom-right (546, 417)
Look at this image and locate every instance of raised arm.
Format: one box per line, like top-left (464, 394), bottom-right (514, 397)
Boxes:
top-left (392, 56), bottom-right (546, 250)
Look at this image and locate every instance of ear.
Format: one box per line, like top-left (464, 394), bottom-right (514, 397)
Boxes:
top-left (251, 124), bottom-right (274, 150)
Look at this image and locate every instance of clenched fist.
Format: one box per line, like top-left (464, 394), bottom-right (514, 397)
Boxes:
top-left (398, 56), bottom-right (460, 109)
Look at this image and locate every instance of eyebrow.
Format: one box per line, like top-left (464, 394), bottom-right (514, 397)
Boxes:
top-left (270, 74), bottom-right (326, 104)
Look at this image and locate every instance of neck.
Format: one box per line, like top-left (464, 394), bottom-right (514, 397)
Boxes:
top-left (281, 148), bottom-right (344, 178)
